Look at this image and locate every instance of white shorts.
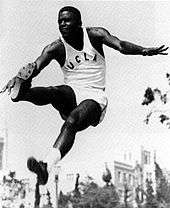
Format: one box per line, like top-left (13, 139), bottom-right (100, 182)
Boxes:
top-left (68, 85), bottom-right (108, 123)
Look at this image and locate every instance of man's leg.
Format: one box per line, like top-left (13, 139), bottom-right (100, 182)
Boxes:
top-left (53, 99), bottom-right (102, 157)
top-left (28, 99), bottom-right (102, 185)
top-left (12, 81), bottom-right (77, 119)
top-left (45, 100), bottom-right (101, 176)
top-left (11, 81), bottom-right (79, 185)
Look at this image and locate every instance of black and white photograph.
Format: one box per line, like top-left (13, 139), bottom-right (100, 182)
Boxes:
top-left (0, 1), bottom-right (170, 207)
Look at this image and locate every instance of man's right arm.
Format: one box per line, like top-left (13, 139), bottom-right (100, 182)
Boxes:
top-left (32, 40), bottom-right (61, 78)
top-left (1, 40), bottom-right (63, 94)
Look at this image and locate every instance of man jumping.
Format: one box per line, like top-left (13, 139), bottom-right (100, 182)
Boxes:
top-left (2, 6), bottom-right (168, 185)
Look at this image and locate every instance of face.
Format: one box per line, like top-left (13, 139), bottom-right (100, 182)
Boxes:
top-left (58, 11), bottom-right (80, 38)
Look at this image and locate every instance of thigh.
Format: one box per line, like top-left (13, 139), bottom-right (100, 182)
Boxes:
top-left (51, 85), bottom-right (77, 120)
top-left (69, 99), bottom-right (102, 131)
top-left (22, 85), bottom-right (77, 120)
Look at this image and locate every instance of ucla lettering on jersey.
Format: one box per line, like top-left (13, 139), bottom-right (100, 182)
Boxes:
top-left (66, 52), bottom-right (97, 70)
top-left (60, 27), bottom-right (106, 90)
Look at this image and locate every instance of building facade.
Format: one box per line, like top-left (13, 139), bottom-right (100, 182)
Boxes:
top-left (114, 161), bottom-right (135, 203)
top-left (113, 146), bottom-right (156, 204)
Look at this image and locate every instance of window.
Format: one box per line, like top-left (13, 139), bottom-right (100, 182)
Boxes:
top-left (123, 173), bottom-right (127, 182)
top-left (143, 151), bottom-right (151, 165)
top-left (146, 172), bottom-right (152, 180)
top-left (118, 171), bottom-right (121, 182)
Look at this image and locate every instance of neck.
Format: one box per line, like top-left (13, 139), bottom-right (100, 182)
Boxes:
top-left (65, 27), bottom-right (83, 40)
top-left (64, 27), bottom-right (84, 50)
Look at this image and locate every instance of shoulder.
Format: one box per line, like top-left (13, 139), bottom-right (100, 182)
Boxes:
top-left (86, 27), bottom-right (111, 39)
top-left (42, 39), bottom-right (64, 54)
top-left (41, 39), bottom-right (65, 62)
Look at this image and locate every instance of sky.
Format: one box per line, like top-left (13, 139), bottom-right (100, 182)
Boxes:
top-left (1, 0), bottom-right (170, 194)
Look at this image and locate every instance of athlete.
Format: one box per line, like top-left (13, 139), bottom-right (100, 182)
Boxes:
top-left (1, 6), bottom-right (168, 185)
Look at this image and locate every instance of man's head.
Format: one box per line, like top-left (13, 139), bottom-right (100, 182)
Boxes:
top-left (58, 6), bottom-right (82, 38)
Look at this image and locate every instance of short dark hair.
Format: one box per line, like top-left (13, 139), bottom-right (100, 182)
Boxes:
top-left (59, 6), bottom-right (82, 26)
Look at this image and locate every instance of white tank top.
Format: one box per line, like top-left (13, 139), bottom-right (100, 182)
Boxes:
top-left (61, 27), bottom-right (106, 90)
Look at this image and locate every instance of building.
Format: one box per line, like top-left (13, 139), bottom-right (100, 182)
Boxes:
top-left (114, 161), bottom-right (135, 202)
top-left (113, 146), bottom-right (156, 204)
top-left (140, 146), bottom-right (156, 192)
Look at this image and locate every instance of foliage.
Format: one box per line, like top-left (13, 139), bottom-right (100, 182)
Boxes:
top-left (145, 179), bottom-right (159, 208)
top-left (1, 171), bottom-right (34, 208)
top-left (58, 175), bottom-right (120, 208)
top-left (135, 185), bottom-right (145, 205)
top-left (58, 191), bottom-right (72, 208)
top-left (142, 87), bottom-right (155, 106)
top-left (102, 163), bottom-right (112, 186)
top-left (123, 183), bottom-right (133, 208)
top-left (155, 162), bottom-right (170, 203)
top-left (142, 73), bottom-right (170, 128)
top-left (1, 170), bottom-right (54, 208)
top-left (73, 173), bottom-right (81, 198)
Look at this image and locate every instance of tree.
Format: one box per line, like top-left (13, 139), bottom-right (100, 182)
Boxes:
top-left (73, 173), bottom-right (81, 198)
top-left (145, 179), bottom-right (158, 208)
top-left (94, 185), bottom-right (120, 208)
top-left (34, 180), bottom-right (41, 208)
top-left (2, 170), bottom-right (32, 208)
top-left (58, 175), bottom-right (120, 208)
top-left (78, 175), bottom-right (120, 208)
top-left (123, 183), bottom-right (133, 208)
top-left (142, 73), bottom-right (170, 128)
top-left (77, 182), bottom-right (119, 208)
top-left (135, 185), bottom-right (144, 206)
top-left (78, 176), bottom-right (99, 208)
top-left (102, 163), bottom-right (112, 186)
top-left (58, 190), bottom-right (71, 208)
top-left (155, 162), bottom-right (170, 203)
top-left (46, 190), bottom-right (53, 207)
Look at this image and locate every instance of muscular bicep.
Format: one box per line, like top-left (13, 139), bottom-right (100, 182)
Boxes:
top-left (99, 28), bottom-right (144, 55)
top-left (35, 45), bottom-right (54, 71)
top-left (100, 28), bottom-right (122, 51)
top-left (34, 40), bottom-right (65, 73)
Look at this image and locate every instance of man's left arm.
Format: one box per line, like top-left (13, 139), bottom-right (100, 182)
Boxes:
top-left (98, 27), bottom-right (168, 56)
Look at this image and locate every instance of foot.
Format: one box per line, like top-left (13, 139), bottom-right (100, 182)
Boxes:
top-left (27, 157), bottom-right (49, 185)
top-left (11, 77), bottom-right (31, 101)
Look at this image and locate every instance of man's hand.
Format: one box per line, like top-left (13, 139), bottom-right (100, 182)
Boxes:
top-left (142, 45), bottom-right (169, 56)
top-left (0, 77), bottom-right (17, 95)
